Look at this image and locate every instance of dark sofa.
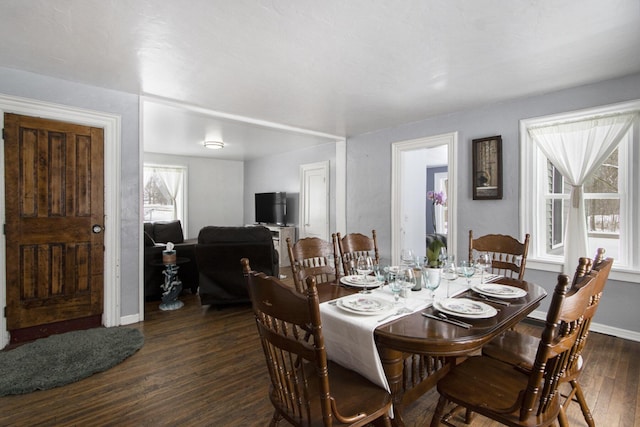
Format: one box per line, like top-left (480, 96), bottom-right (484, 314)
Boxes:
top-left (196, 226), bottom-right (279, 307)
top-left (144, 220), bottom-right (199, 300)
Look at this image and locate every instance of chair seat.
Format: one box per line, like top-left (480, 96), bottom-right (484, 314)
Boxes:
top-left (482, 329), bottom-right (538, 370)
top-left (483, 329), bottom-right (584, 380)
top-left (271, 360), bottom-right (391, 427)
top-left (436, 356), bottom-right (562, 427)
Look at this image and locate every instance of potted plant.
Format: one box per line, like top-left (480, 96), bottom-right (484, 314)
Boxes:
top-left (426, 239), bottom-right (445, 268)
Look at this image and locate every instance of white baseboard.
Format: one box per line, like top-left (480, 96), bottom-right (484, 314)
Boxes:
top-left (119, 314), bottom-right (142, 326)
top-left (528, 310), bottom-right (640, 343)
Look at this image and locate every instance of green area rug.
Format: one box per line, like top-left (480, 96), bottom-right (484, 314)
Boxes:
top-left (0, 327), bottom-right (144, 396)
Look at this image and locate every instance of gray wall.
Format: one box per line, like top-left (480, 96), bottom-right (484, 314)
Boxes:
top-left (2, 65), bottom-right (638, 334)
top-left (244, 142), bottom-right (337, 232)
top-left (0, 66), bottom-right (140, 316)
top-left (346, 72), bottom-right (640, 334)
top-left (144, 152), bottom-right (244, 238)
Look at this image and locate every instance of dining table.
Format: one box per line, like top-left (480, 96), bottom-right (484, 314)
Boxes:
top-left (315, 272), bottom-right (547, 427)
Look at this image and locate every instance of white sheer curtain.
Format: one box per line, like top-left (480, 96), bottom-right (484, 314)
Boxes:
top-left (528, 113), bottom-right (635, 272)
top-left (156, 168), bottom-right (183, 220)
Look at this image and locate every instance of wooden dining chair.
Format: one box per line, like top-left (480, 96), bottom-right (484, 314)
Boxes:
top-left (337, 230), bottom-right (380, 276)
top-left (469, 230), bottom-right (530, 280)
top-left (430, 265), bottom-right (596, 427)
top-left (481, 248), bottom-right (613, 427)
top-left (286, 235), bottom-right (341, 293)
top-left (241, 258), bottom-right (392, 427)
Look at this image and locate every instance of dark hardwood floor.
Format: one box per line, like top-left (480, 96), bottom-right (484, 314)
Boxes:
top-left (1, 278), bottom-right (638, 426)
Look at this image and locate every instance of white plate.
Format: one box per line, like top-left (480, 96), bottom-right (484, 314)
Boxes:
top-left (472, 283), bottom-right (527, 299)
top-left (336, 295), bottom-right (393, 316)
top-left (434, 298), bottom-right (497, 319)
top-left (340, 275), bottom-right (380, 288)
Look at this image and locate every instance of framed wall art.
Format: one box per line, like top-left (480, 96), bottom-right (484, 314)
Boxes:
top-left (472, 135), bottom-right (503, 200)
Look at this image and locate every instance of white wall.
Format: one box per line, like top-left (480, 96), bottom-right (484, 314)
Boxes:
top-left (244, 142), bottom-right (337, 231)
top-left (144, 153), bottom-right (244, 238)
top-left (346, 72), bottom-right (640, 335)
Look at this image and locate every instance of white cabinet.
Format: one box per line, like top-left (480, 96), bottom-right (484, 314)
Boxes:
top-left (264, 225), bottom-right (297, 267)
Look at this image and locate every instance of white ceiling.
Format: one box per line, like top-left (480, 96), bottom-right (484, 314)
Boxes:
top-left (1, 1), bottom-right (639, 160)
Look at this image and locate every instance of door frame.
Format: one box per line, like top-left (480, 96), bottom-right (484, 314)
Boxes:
top-left (299, 161), bottom-right (330, 241)
top-left (0, 93), bottom-right (121, 347)
top-left (391, 132), bottom-right (458, 265)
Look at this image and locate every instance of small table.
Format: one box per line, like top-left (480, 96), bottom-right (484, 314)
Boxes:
top-left (150, 257), bottom-right (190, 311)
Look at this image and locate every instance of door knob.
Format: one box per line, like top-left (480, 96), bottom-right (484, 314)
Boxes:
top-left (92, 224), bottom-right (103, 234)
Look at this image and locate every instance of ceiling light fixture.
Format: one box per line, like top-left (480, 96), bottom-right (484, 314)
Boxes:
top-left (203, 140), bottom-right (224, 149)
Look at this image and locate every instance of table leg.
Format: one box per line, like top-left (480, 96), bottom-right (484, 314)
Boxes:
top-left (377, 346), bottom-right (407, 427)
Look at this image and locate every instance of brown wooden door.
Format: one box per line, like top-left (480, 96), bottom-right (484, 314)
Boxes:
top-left (4, 113), bottom-right (104, 332)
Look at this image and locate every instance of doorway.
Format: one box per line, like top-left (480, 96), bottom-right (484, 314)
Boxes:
top-left (391, 132), bottom-right (458, 265)
top-left (4, 113), bottom-right (105, 341)
top-left (299, 161), bottom-right (329, 241)
top-left (0, 94), bottom-right (122, 348)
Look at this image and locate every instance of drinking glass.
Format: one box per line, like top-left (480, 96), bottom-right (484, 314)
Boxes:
top-left (356, 255), bottom-right (374, 293)
top-left (476, 252), bottom-right (492, 284)
top-left (423, 267), bottom-right (441, 301)
top-left (442, 258), bottom-right (457, 298)
top-left (373, 263), bottom-right (386, 288)
top-left (389, 278), bottom-right (403, 306)
top-left (459, 260), bottom-right (475, 285)
top-left (412, 256), bottom-right (425, 291)
top-left (401, 268), bottom-right (416, 309)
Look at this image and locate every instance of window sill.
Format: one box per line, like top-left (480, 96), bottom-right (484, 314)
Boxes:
top-left (527, 259), bottom-right (639, 284)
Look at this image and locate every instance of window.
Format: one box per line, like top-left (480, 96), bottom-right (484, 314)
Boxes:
top-left (143, 164), bottom-right (187, 225)
top-left (521, 100), bottom-right (639, 280)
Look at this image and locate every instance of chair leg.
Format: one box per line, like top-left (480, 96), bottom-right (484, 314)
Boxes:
top-left (557, 405), bottom-right (570, 427)
top-left (269, 410), bottom-right (281, 427)
top-left (430, 395), bottom-right (447, 426)
top-left (570, 380), bottom-right (595, 427)
top-left (464, 408), bottom-right (476, 424)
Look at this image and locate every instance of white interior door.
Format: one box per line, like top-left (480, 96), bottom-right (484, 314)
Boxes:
top-left (299, 161), bottom-right (329, 241)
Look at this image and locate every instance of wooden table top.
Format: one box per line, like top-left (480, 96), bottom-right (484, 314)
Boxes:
top-left (374, 278), bottom-right (547, 356)
top-left (315, 277), bottom-right (547, 357)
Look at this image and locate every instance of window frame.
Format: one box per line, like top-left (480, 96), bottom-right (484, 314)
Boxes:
top-left (520, 100), bottom-right (640, 283)
top-left (143, 163), bottom-right (188, 233)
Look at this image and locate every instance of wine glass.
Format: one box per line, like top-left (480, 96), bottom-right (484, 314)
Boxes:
top-left (438, 247), bottom-right (448, 267)
top-left (476, 252), bottom-right (492, 284)
top-left (400, 248), bottom-right (415, 268)
top-left (356, 255), bottom-right (374, 293)
top-left (442, 258), bottom-right (457, 298)
top-left (373, 263), bottom-right (386, 289)
top-left (459, 260), bottom-right (475, 286)
top-left (423, 267), bottom-right (441, 301)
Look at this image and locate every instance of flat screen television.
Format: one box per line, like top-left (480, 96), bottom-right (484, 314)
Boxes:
top-left (255, 192), bottom-right (287, 226)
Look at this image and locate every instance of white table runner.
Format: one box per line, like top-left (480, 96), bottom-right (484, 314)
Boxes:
top-left (319, 278), bottom-right (472, 391)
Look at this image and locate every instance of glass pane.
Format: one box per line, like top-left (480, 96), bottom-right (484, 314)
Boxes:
top-left (584, 148), bottom-right (618, 193)
top-left (585, 199), bottom-right (620, 234)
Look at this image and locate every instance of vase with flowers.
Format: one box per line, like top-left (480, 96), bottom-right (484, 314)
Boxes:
top-left (427, 190), bottom-right (447, 233)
